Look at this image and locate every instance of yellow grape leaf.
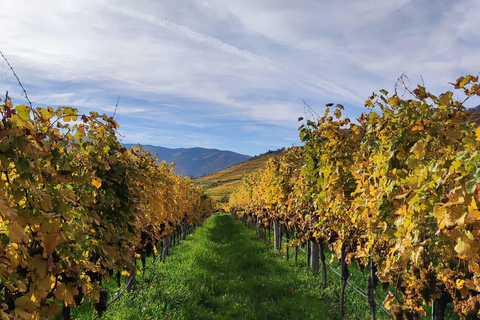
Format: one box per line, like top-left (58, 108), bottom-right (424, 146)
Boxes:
top-left (42, 219), bottom-right (61, 234)
top-left (61, 188), bottom-right (77, 202)
top-left (324, 107), bottom-right (330, 117)
top-left (438, 91), bottom-right (453, 106)
top-left (455, 236), bottom-right (471, 256)
top-left (438, 219), bottom-right (446, 230)
top-left (334, 108), bottom-right (342, 119)
top-left (388, 96), bottom-right (399, 106)
top-left (54, 282), bottom-right (79, 307)
top-left (40, 303), bottom-right (59, 320)
top-left (0, 199), bottom-right (18, 220)
top-left (469, 261), bottom-right (480, 273)
top-left (7, 222), bottom-right (29, 244)
top-left (410, 139), bottom-right (427, 160)
top-left (446, 128), bottom-right (463, 142)
top-left (15, 105), bottom-right (30, 121)
top-left (28, 254), bottom-right (48, 278)
top-left (411, 122), bottom-right (424, 133)
top-left (14, 294), bottom-right (37, 318)
top-left (456, 279), bottom-right (465, 290)
top-left (1, 309), bottom-right (10, 320)
top-left (465, 279), bottom-right (476, 291)
top-left (40, 197), bottom-right (53, 212)
top-left (41, 233), bottom-right (60, 258)
top-left (476, 127), bottom-right (480, 142)
top-left (384, 292), bottom-right (395, 310)
top-left (471, 197), bottom-right (479, 210)
top-left (466, 230), bottom-right (475, 240)
top-left (91, 178), bottom-right (102, 189)
top-left (14, 307), bottom-right (33, 320)
top-left (466, 198), bottom-right (480, 223)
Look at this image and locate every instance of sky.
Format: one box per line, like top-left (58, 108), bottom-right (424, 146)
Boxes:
top-left (1, 0), bottom-right (480, 156)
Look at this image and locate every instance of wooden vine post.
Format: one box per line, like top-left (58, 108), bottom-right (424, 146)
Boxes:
top-left (141, 252), bottom-right (146, 275)
top-left (62, 305), bottom-right (70, 320)
top-left (158, 242), bottom-right (164, 262)
top-left (279, 223), bottom-right (283, 250)
top-left (311, 238), bottom-right (319, 274)
top-left (181, 224), bottom-right (187, 240)
top-left (432, 292), bottom-right (452, 320)
top-left (257, 216), bottom-right (261, 239)
top-left (163, 235), bottom-right (170, 256)
top-left (367, 248), bottom-right (377, 320)
top-left (295, 241), bottom-right (299, 262)
top-left (274, 220), bottom-right (281, 250)
top-left (319, 239), bottom-right (327, 287)
top-left (340, 242), bottom-right (350, 319)
top-left (116, 271), bottom-right (121, 288)
top-left (306, 240), bottom-right (311, 268)
top-left (125, 259), bottom-right (136, 292)
top-left (285, 225), bottom-right (290, 261)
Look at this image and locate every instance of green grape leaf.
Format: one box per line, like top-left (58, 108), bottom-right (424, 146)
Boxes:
top-left (15, 104), bottom-right (30, 121)
top-left (466, 180), bottom-right (477, 194)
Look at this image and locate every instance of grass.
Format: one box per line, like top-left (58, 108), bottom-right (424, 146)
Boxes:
top-left (70, 214), bottom-right (364, 319)
top-left (68, 214), bottom-right (459, 320)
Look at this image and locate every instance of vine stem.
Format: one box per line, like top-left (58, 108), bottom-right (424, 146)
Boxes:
top-left (0, 51), bottom-right (33, 109)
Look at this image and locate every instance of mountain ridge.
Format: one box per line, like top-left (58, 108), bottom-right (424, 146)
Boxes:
top-left (122, 144), bottom-right (251, 178)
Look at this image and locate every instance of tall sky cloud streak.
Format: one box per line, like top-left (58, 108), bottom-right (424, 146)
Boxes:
top-left (0, 0), bottom-right (479, 155)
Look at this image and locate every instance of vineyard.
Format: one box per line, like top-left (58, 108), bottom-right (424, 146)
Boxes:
top-left (228, 74), bottom-right (480, 320)
top-left (0, 94), bottom-right (213, 319)
top-left (3, 72), bottom-right (480, 320)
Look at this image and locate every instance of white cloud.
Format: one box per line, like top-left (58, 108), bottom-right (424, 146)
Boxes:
top-left (1, 0), bottom-right (479, 155)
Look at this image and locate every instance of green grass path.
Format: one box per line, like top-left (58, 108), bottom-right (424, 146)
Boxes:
top-left (75, 214), bottom-right (359, 319)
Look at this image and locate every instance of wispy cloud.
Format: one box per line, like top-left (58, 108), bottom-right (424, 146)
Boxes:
top-left (1, 0), bottom-right (479, 155)
top-left (111, 5), bottom-right (274, 67)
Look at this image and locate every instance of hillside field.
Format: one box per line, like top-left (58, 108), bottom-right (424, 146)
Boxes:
top-left (194, 149), bottom-right (284, 201)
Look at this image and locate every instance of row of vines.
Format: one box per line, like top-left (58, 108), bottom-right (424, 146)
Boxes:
top-left (0, 94), bottom-right (213, 319)
top-left (229, 74), bottom-right (480, 319)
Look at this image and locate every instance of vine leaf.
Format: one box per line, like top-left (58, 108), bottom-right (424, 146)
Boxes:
top-left (7, 222), bottom-right (28, 244)
top-left (410, 139), bottom-right (427, 160)
top-left (384, 292), bottom-right (395, 310)
top-left (91, 178), bottom-right (102, 189)
top-left (15, 104), bottom-right (30, 121)
top-left (41, 233), bottom-right (61, 258)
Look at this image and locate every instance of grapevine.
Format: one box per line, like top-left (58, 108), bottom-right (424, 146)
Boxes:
top-left (0, 95), bottom-right (213, 319)
top-left (229, 74), bottom-right (480, 320)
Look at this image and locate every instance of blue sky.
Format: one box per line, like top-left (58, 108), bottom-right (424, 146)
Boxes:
top-left (1, 0), bottom-right (480, 156)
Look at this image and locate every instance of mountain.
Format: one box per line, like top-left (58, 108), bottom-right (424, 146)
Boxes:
top-left (122, 144), bottom-right (251, 178)
top-left (195, 148), bottom-right (285, 201)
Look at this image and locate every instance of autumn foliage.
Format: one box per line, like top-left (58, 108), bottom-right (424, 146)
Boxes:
top-left (0, 97), bottom-right (213, 319)
top-left (229, 74), bottom-right (480, 319)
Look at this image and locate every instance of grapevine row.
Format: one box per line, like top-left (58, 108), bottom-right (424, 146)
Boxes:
top-left (229, 74), bottom-right (480, 320)
top-left (0, 95), bottom-right (213, 319)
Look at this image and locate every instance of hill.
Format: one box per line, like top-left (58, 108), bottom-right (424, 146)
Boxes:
top-left (467, 110), bottom-right (480, 125)
top-left (123, 144), bottom-right (251, 178)
top-left (195, 148), bottom-right (285, 201)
